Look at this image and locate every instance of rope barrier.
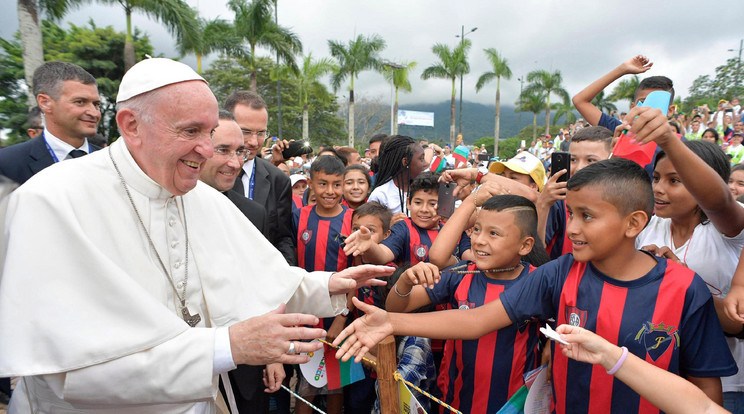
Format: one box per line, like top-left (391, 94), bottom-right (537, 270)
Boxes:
top-left (280, 384), bottom-right (327, 414)
top-left (318, 338), bottom-right (463, 414)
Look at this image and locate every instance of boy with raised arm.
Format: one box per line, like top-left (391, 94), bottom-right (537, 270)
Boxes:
top-left (335, 155), bottom-right (736, 413)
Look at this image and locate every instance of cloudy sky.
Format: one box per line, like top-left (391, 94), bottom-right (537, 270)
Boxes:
top-left (2, 0), bottom-right (742, 112)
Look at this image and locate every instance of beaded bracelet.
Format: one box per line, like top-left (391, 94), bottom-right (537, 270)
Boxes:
top-left (606, 346), bottom-right (629, 375)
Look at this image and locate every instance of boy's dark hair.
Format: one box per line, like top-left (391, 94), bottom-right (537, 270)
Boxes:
top-left (407, 171), bottom-right (439, 201)
top-left (567, 158), bottom-right (654, 218)
top-left (352, 201), bottom-right (393, 234)
top-left (345, 164), bottom-right (372, 187)
top-left (336, 147), bottom-right (359, 165)
top-left (570, 126), bottom-right (613, 151)
top-left (668, 122), bottom-right (681, 135)
top-left (635, 76), bottom-right (675, 104)
top-left (369, 133), bottom-right (386, 146)
top-left (33, 61), bottom-right (96, 99)
top-left (310, 155), bottom-right (346, 178)
top-left (224, 90), bottom-right (267, 114)
top-left (481, 195), bottom-right (549, 267)
top-left (87, 133), bottom-right (107, 147)
top-left (372, 135), bottom-right (417, 191)
top-left (218, 109), bottom-right (236, 121)
top-left (318, 146), bottom-right (348, 166)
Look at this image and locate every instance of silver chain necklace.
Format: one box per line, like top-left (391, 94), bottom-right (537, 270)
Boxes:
top-left (108, 147), bottom-right (201, 327)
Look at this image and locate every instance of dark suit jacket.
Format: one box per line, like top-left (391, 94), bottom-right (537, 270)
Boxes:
top-left (225, 190), bottom-right (268, 236)
top-left (233, 157), bottom-right (296, 265)
top-left (0, 133), bottom-right (100, 185)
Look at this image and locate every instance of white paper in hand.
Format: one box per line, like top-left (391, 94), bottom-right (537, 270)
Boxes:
top-left (540, 324), bottom-right (569, 345)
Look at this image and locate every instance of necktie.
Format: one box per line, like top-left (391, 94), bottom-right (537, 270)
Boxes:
top-left (68, 149), bottom-right (87, 158)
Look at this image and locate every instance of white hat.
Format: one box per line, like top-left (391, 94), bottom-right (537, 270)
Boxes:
top-left (116, 58), bottom-right (206, 103)
top-left (290, 174), bottom-right (307, 187)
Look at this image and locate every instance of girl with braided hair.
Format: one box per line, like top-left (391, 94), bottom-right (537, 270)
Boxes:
top-left (367, 135), bottom-right (427, 216)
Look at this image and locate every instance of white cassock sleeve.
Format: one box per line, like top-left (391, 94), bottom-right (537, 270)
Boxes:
top-left (49, 329), bottom-right (216, 406)
top-left (284, 268), bottom-right (346, 317)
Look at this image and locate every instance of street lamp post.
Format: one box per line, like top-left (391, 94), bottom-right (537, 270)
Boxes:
top-left (274, 0), bottom-right (282, 140)
top-left (382, 61), bottom-right (406, 135)
top-left (455, 26), bottom-right (477, 138)
top-left (728, 39), bottom-right (743, 95)
top-left (517, 76), bottom-right (524, 130)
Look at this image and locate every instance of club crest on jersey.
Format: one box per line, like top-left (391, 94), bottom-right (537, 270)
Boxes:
top-left (565, 306), bottom-right (587, 327)
top-left (635, 321), bottom-right (679, 361)
top-left (301, 229), bottom-right (312, 244)
top-left (457, 299), bottom-right (475, 310)
top-left (413, 244), bottom-right (428, 261)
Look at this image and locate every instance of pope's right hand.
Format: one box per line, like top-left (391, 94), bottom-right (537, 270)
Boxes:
top-left (229, 304), bottom-right (325, 365)
top-left (333, 297), bottom-right (393, 363)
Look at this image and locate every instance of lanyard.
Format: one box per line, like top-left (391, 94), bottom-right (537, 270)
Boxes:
top-left (247, 160), bottom-right (256, 200)
top-left (44, 138), bottom-right (91, 163)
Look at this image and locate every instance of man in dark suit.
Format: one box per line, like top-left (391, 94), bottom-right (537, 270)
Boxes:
top-left (200, 110), bottom-right (279, 413)
top-left (225, 91), bottom-right (295, 266)
top-left (0, 61), bottom-right (101, 184)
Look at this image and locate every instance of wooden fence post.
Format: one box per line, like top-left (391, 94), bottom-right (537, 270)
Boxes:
top-left (376, 335), bottom-right (399, 414)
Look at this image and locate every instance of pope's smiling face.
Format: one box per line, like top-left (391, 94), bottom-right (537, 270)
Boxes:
top-left (130, 81), bottom-right (218, 196)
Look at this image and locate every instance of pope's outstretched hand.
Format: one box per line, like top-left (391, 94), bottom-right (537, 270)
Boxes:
top-left (333, 297), bottom-right (394, 363)
top-left (328, 264), bottom-right (393, 295)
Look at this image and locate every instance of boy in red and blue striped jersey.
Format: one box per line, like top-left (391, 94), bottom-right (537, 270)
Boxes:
top-left (336, 158), bottom-right (736, 414)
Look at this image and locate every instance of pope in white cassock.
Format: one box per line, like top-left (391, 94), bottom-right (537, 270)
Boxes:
top-left (0, 58), bottom-right (392, 413)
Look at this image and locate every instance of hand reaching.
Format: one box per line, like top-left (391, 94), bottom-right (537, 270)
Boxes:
top-left (328, 264), bottom-right (393, 295)
top-left (402, 262), bottom-right (441, 290)
top-left (620, 55), bottom-right (653, 75)
top-left (263, 363), bottom-right (285, 393)
top-left (343, 226), bottom-right (374, 257)
top-left (724, 284), bottom-right (744, 324)
top-left (333, 297), bottom-right (394, 363)
top-left (555, 324), bottom-right (623, 371)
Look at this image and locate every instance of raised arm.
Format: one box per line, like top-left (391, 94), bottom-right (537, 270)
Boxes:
top-left (385, 262), bottom-right (439, 313)
top-left (572, 55), bottom-right (653, 126)
top-left (429, 191), bottom-right (477, 269)
top-left (625, 106), bottom-right (744, 236)
top-left (342, 226), bottom-right (396, 264)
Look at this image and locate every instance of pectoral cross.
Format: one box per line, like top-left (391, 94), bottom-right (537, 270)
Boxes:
top-left (181, 306), bottom-right (202, 327)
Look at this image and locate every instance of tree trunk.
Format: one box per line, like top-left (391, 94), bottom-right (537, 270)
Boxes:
top-left (124, 8), bottom-right (136, 71)
top-left (197, 54), bottom-right (202, 74)
top-left (533, 113), bottom-right (537, 143)
top-left (302, 102), bottom-right (309, 141)
top-left (393, 87), bottom-right (399, 135)
top-left (544, 93), bottom-right (551, 135)
top-left (348, 89), bottom-right (355, 147)
top-left (494, 77), bottom-right (501, 158)
top-left (449, 78), bottom-right (456, 147)
top-left (250, 70), bottom-right (257, 93)
top-left (17, 0), bottom-right (44, 107)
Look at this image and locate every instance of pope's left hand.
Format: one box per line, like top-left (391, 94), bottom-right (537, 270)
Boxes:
top-left (328, 264), bottom-right (393, 295)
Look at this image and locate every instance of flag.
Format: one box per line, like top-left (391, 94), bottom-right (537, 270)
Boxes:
top-left (429, 156), bottom-right (447, 173)
top-left (611, 132), bottom-right (658, 167)
top-left (495, 385), bottom-right (528, 414)
top-left (323, 342), bottom-right (365, 390)
top-left (453, 145), bottom-right (470, 167)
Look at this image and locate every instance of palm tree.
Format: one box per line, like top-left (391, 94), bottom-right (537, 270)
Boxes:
top-left (591, 90), bottom-right (617, 114)
top-left (328, 34), bottom-right (386, 147)
top-left (475, 48), bottom-right (512, 157)
top-left (523, 70), bottom-right (569, 135)
top-left (552, 95), bottom-right (577, 126)
top-left (382, 61), bottom-right (417, 135)
top-left (517, 91), bottom-right (546, 143)
top-left (178, 17), bottom-right (242, 74)
top-left (293, 53), bottom-right (337, 141)
top-left (421, 39), bottom-right (471, 147)
top-left (229, 0), bottom-right (302, 92)
top-left (610, 75), bottom-right (640, 105)
top-left (99, 0), bottom-right (199, 71)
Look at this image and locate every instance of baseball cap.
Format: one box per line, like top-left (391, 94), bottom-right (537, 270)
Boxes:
top-left (117, 58), bottom-right (206, 103)
top-left (488, 151), bottom-right (546, 191)
top-left (290, 174), bottom-right (307, 187)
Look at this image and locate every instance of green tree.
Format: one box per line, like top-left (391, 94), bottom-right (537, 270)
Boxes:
top-left (609, 75), bottom-right (640, 105)
top-left (178, 17), bottom-right (242, 74)
top-left (382, 61), bottom-right (417, 135)
top-left (204, 55), bottom-right (345, 147)
top-left (228, 0), bottom-right (302, 93)
top-left (328, 33), bottom-right (386, 147)
top-left (523, 69), bottom-right (568, 135)
top-left (516, 90), bottom-right (546, 143)
top-left (684, 58), bottom-right (744, 112)
top-left (475, 48), bottom-right (512, 157)
top-left (0, 20), bottom-right (154, 143)
top-left (421, 39), bottom-right (471, 147)
top-left (293, 53), bottom-right (337, 141)
top-left (552, 95), bottom-right (576, 126)
top-left (591, 90), bottom-right (617, 114)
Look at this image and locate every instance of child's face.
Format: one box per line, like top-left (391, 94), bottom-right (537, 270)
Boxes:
top-left (652, 157), bottom-right (698, 220)
top-left (702, 130), bottom-right (717, 143)
top-left (306, 188), bottom-right (316, 206)
top-left (502, 167), bottom-right (537, 190)
top-left (471, 209), bottom-right (527, 271)
top-left (729, 169), bottom-right (744, 198)
top-left (407, 189), bottom-right (439, 229)
top-left (343, 170), bottom-right (369, 205)
top-left (309, 171), bottom-right (343, 212)
top-left (352, 214), bottom-right (389, 243)
top-left (566, 185), bottom-right (630, 265)
top-left (292, 181), bottom-right (307, 197)
top-left (569, 141), bottom-right (611, 176)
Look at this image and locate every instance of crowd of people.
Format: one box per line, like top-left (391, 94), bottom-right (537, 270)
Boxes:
top-left (1, 54), bottom-right (744, 414)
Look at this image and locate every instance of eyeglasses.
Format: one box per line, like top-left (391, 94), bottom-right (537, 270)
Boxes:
top-left (241, 129), bottom-right (269, 139)
top-left (214, 147), bottom-right (249, 160)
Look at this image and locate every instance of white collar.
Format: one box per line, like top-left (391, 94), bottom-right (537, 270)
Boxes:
top-left (242, 158), bottom-right (255, 180)
top-left (44, 128), bottom-right (89, 161)
top-left (110, 138), bottom-right (175, 200)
